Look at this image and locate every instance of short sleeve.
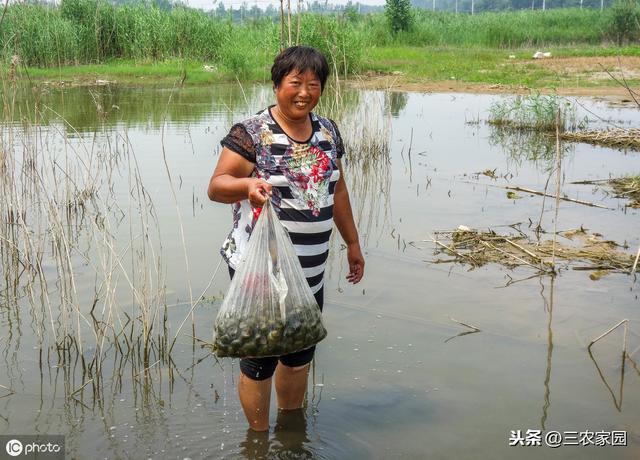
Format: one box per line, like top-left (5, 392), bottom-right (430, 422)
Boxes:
top-left (329, 119), bottom-right (345, 159)
top-left (220, 123), bottom-right (257, 163)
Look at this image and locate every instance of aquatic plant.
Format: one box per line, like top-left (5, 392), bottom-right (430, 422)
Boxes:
top-left (0, 59), bottom-right (175, 396)
top-left (488, 93), bottom-right (581, 132)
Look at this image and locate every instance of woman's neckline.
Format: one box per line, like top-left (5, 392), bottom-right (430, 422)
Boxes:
top-left (268, 105), bottom-right (314, 144)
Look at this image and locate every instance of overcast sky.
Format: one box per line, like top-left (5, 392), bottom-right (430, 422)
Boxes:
top-left (183, 0), bottom-right (386, 11)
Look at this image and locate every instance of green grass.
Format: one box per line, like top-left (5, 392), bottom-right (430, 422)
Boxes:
top-left (361, 45), bottom-right (640, 89)
top-left (4, 2), bottom-right (639, 89)
top-left (20, 44), bottom-right (640, 90)
top-left (23, 60), bottom-right (243, 85)
top-left (364, 9), bottom-right (614, 47)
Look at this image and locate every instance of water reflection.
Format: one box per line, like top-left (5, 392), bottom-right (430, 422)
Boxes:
top-left (588, 347), bottom-right (627, 412)
top-left (385, 91), bottom-right (409, 118)
top-left (489, 125), bottom-right (574, 171)
top-left (587, 320), bottom-right (630, 412)
top-left (540, 276), bottom-right (554, 431)
top-left (1, 83), bottom-right (262, 131)
top-left (239, 410), bottom-right (315, 460)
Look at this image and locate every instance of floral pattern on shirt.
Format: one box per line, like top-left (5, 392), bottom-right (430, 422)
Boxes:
top-left (283, 143), bottom-right (332, 217)
top-left (219, 108), bottom-right (342, 268)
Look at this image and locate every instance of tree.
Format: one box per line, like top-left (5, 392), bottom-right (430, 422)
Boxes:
top-left (608, 0), bottom-right (640, 45)
top-left (385, 0), bottom-right (413, 34)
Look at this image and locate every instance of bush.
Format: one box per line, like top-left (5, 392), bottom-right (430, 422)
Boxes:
top-left (385, 0), bottom-right (413, 34)
top-left (608, 0), bottom-right (640, 45)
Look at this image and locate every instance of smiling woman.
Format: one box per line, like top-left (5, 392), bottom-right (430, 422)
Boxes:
top-left (207, 45), bottom-right (365, 432)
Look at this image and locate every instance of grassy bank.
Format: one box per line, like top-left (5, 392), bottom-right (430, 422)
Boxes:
top-left (23, 60), bottom-right (233, 86)
top-left (18, 45), bottom-right (640, 92)
top-left (4, 1), bottom-right (639, 91)
top-left (359, 45), bottom-right (640, 89)
top-left (2, 2), bottom-right (638, 70)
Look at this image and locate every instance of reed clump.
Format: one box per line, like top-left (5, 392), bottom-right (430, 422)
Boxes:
top-left (1, 0), bottom-right (362, 79)
top-left (0, 63), bottom-right (173, 399)
top-left (364, 9), bottom-right (611, 47)
top-left (488, 93), bottom-right (580, 132)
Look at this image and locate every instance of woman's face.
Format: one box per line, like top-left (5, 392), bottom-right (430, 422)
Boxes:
top-left (274, 69), bottom-right (322, 121)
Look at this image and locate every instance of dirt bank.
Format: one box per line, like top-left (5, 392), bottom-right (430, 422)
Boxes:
top-left (351, 56), bottom-right (640, 101)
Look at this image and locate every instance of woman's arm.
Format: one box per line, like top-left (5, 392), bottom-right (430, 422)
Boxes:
top-left (333, 159), bottom-right (364, 284)
top-left (208, 147), bottom-right (271, 207)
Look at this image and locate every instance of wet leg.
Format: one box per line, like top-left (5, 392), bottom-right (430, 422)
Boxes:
top-left (275, 362), bottom-right (310, 410)
top-left (238, 372), bottom-right (272, 431)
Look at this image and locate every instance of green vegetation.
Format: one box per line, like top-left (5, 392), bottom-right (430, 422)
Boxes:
top-left (385, 0), bottom-right (414, 34)
top-left (1, 1), bottom-right (638, 87)
top-left (488, 94), bottom-right (580, 131)
top-left (368, 8), bottom-right (613, 47)
top-left (608, 0), bottom-right (640, 45)
top-left (1, 0), bottom-right (361, 78)
top-left (359, 45), bottom-right (639, 88)
top-left (487, 94), bottom-right (580, 168)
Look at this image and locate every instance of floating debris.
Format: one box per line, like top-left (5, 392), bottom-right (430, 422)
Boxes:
top-left (561, 128), bottom-right (640, 151)
top-left (572, 176), bottom-right (640, 208)
top-left (429, 227), bottom-right (635, 278)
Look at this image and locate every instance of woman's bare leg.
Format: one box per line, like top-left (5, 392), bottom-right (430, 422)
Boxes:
top-left (238, 372), bottom-right (272, 431)
top-left (275, 362), bottom-right (310, 410)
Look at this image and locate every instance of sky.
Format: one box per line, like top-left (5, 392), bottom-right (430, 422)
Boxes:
top-left (183, 0), bottom-right (386, 11)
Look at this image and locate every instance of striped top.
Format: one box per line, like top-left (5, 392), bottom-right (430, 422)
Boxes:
top-left (219, 106), bottom-right (345, 294)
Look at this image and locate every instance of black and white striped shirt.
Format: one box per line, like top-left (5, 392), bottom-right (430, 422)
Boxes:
top-left (219, 106), bottom-right (344, 294)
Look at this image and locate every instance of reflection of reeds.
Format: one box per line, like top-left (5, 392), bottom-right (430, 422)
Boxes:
top-left (488, 94), bottom-right (578, 170)
top-left (321, 88), bottom-right (393, 245)
top-left (489, 125), bottom-right (572, 171)
top-left (587, 319), bottom-right (628, 411)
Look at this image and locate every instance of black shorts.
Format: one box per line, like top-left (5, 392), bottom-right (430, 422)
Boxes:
top-left (228, 267), bottom-right (324, 381)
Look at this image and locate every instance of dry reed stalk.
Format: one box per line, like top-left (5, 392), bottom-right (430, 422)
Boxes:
top-left (296, 0), bottom-right (301, 44)
top-left (171, 259), bottom-right (222, 350)
top-left (588, 319), bottom-right (628, 350)
top-left (551, 108), bottom-right (562, 269)
top-left (449, 317), bottom-right (481, 331)
top-left (0, 79), bottom-right (172, 394)
top-left (632, 245), bottom-right (640, 277)
top-left (287, 0), bottom-right (292, 47)
top-left (159, 85), bottom-right (194, 353)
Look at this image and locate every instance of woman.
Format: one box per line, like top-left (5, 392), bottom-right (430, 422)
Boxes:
top-left (208, 46), bottom-right (364, 432)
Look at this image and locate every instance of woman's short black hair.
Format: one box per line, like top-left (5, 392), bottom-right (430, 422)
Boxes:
top-left (271, 46), bottom-right (330, 92)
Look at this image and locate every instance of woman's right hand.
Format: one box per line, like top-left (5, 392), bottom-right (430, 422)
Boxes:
top-left (247, 179), bottom-right (272, 207)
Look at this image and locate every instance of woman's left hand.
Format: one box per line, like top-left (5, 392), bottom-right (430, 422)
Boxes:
top-left (346, 243), bottom-right (364, 284)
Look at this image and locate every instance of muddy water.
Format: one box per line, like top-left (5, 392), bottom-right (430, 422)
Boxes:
top-left (1, 85), bottom-right (639, 459)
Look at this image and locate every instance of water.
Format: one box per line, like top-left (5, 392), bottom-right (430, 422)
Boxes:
top-left (1, 84), bottom-right (639, 459)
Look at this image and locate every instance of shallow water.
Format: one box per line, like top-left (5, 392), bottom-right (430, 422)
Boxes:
top-left (1, 84), bottom-right (639, 459)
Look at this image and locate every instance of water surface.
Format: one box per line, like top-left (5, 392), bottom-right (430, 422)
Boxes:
top-left (1, 84), bottom-right (639, 459)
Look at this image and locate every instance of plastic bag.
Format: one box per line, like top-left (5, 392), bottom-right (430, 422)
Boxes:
top-left (213, 200), bottom-right (327, 358)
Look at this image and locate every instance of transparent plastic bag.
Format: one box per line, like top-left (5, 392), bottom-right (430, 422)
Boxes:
top-left (213, 200), bottom-right (327, 358)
